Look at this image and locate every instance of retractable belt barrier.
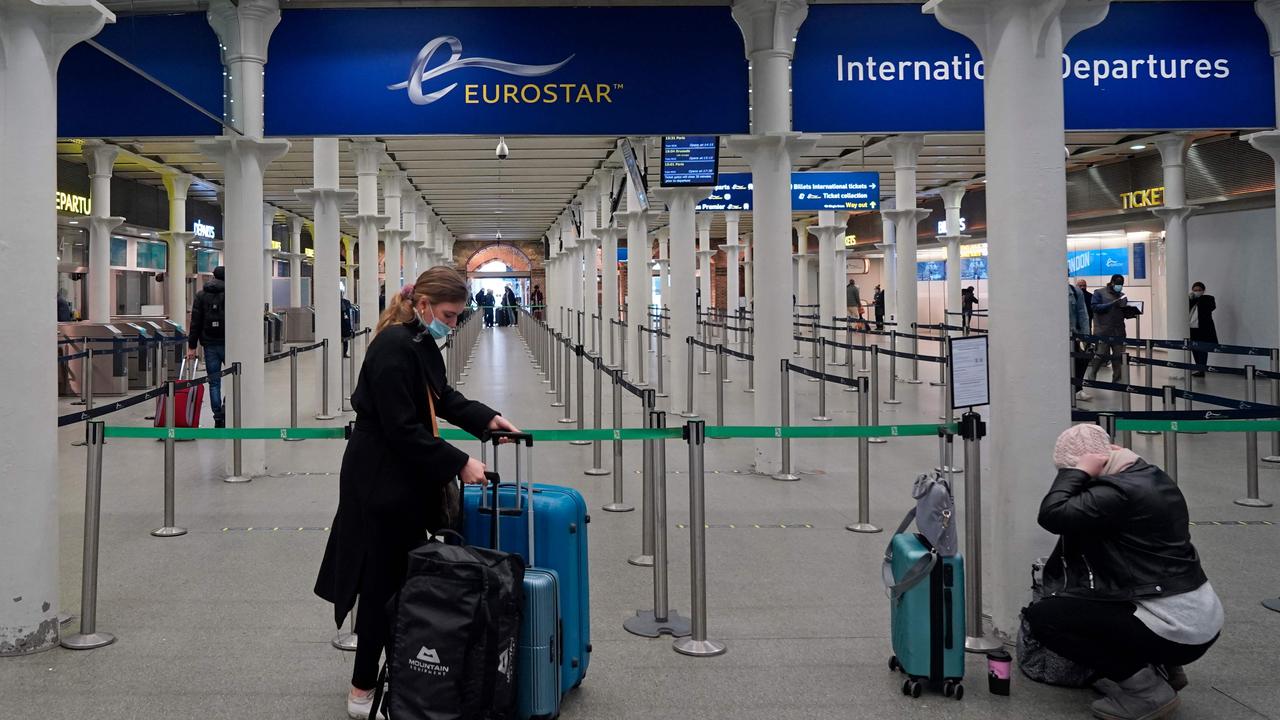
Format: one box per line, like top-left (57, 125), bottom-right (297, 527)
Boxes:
top-left (57, 366), bottom-right (237, 427)
top-left (1074, 332), bottom-right (1276, 357)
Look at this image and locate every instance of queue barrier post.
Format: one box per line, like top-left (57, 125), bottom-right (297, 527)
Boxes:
top-left (813, 339), bottom-right (831, 422)
top-left (317, 338), bottom-right (337, 420)
top-left (773, 360), bottom-right (800, 482)
top-left (809, 326), bottom-right (820, 372)
top-left (844, 332), bottom-right (858, 393)
top-left (547, 331), bottom-right (560, 398)
top-left (285, 347), bottom-right (302, 441)
top-left (869, 345), bottom-right (887, 444)
top-left (226, 363), bottom-right (250, 484)
top-left (673, 419), bottom-right (726, 658)
top-left (624, 410), bottom-right (691, 639)
top-left (656, 326), bottom-right (667, 397)
top-left (551, 334), bottom-right (566, 407)
top-left (715, 345), bottom-right (726, 427)
top-left (619, 319), bottom-right (628, 376)
top-left (152, 381), bottom-right (187, 537)
top-left (586, 356), bottom-right (609, 472)
top-left (885, 339), bottom-right (902, 406)
top-left (931, 325), bottom-right (948, 387)
top-left (559, 340), bottom-right (574, 423)
top-left (331, 599), bottom-right (358, 651)
top-left (847, 376), bottom-right (881, 533)
top-left (905, 331), bottom-right (923, 385)
top-left (629, 390), bottom-right (657, 568)
top-left (859, 324), bottom-right (871, 375)
top-left (1266, 348), bottom-right (1280, 463)
top-left (1236, 366), bottom-right (1273, 508)
top-left (71, 348), bottom-right (95, 447)
top-left (683, 338), bottom-right (696, 417)
top-left (603, 369), bottom-right (633, 512)
top-left (1117, 356), bottom-right (1133, 448)
top-left (745, 328), bottom-right (755, 394)
top-left (62, 421), bottom-right (116, 650)
top-left (636, 325), bottom-right (647, 387)
top-left (960, 412), bottom-right (1002, 652)
top-left (1162, 385), bottom-right (1179, 484)
top-left (571, 346), bottom-right (589, 443)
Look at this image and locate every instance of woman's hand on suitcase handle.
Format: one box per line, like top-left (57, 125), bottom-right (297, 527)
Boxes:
top-left (487, 415), bottom-right (521, 443)
top-left (460, 457), bottom-right (488, 485)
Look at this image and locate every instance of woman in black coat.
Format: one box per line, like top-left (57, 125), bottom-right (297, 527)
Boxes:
top-left (315, 266), bottom-right (520, 718)
top-left (1188, 282), bottom-right (1218, 376)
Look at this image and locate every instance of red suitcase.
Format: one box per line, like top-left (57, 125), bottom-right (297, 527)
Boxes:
top-left (154, 359), bottom-right (205, 428)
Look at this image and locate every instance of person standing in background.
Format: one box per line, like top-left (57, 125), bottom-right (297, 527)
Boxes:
top-left (530, 284), bottom-right (545, 321)
top-left (846, 279), bottom-right (864, 330)
top-left (961, 286), bottom-right (978, 333)
top-left (873, 285), bottom-right (885, 331)
top-left (1188, 282), bottom-right (1218, 377)
top-left (1087, 274), bottom-right (1130, 384)
top-left (1069, 277), bottom-right (1093, 401)
top-left (1076, 278), bottom-right (1094, 323)
top-left (186, 266), bottom-right (227, 427)
top-left (57, 289), bottom-right (73, 322)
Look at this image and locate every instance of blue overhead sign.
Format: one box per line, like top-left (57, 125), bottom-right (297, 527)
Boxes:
top-left (662, 136), bottom-right (720, 187)
top-left (696, 173), bottom-right (754, 213)
top-left (792, 2), bottom-right (1274, 133)
top-left (265, 7), bottom-right (748, 136)
top-left (1068, 248), bottom-right (1130, 277)
top-left (791, 172), bottom-right (880, 211)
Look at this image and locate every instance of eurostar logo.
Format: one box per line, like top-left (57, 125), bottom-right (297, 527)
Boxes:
top-left (389, 36), bottom-right (574, 106)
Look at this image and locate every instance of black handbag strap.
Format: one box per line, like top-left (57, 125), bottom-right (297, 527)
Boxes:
top-left (369, 662), bottom-right (389, 719)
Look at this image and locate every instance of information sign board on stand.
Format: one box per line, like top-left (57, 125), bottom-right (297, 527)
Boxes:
top-left (949, 335), bottom-right (990, 409)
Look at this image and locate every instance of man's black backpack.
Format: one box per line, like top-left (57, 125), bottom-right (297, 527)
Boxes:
top-left (202, 293), bottom-right (225, 341)
top-left (372, 531), bottom-right (524, 720)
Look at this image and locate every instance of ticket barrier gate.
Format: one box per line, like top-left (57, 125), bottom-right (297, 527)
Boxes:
top-left (143, 320), bottom-right (186, 382)
top-left (118, 323), bottom-right (154, 390)
top-left (58, 323), bottom-right (131, 396)
top-left (265, 312), bottom-right (285, 355)
top-left (279, 306), bottom-right (315, 344)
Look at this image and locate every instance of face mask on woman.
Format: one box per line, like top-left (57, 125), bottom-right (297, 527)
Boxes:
top-left (1191, 290), bottom-right (1203, 299)
top-left (414, 303), bottom-right (451, 339)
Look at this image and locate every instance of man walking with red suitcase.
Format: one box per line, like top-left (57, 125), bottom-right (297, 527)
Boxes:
top-left (187, 266), bottom-right (226, 427)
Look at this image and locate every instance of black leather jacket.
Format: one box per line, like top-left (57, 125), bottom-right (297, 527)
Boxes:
top-left (1039, 459), bottom-right (1207, 601)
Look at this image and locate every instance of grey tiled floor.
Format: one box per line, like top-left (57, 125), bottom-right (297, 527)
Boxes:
top-left (8, 325), bottom-right (1277, 718)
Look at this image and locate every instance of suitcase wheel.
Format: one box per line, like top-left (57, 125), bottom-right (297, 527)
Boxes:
top-left (942, 680), bottom-right (964, 700)
top-left (902, 678), bottom-right (923, 698)
top-left (887, 655), bottom-right (900, 673)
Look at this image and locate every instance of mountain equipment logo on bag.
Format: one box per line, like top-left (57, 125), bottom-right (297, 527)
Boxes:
top-left (410, 646), bottom-right (449, 675)
top-left (497, 645), bottom-right (512, 680)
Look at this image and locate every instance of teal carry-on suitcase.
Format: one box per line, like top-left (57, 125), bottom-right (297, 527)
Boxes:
top-left (462, 434), bottom-right (591, 698)
top-left (885, 523), bottom-right (966, 699)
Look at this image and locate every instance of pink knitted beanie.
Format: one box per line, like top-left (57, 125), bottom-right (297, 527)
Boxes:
top-left (1053, 424), bottom-right (1112, 469)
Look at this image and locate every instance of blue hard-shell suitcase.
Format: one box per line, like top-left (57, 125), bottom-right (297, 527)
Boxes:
top-left (463, 433), bottom-right (590, 708)
top-left (518, 567), bottom-right (561, 720)
top-left (887, 532), bottom-right (967, 700)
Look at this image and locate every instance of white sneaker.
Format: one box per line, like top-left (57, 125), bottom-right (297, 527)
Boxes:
top-left (1076, 390), bottom-right (1093, 401)
top-left (347, 690), bottom-right (387, 720)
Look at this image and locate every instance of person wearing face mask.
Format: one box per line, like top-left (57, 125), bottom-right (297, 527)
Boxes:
top-left (1024, 424), bottom-right (1221, 720)
top-left (1188, 282), bottom-right (1217, 377)
top-left (314, 266), bottom-right (521, 719)
top-left (1087, 274), bottom-right (1130, 384)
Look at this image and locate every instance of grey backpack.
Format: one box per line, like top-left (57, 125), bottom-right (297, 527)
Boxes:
top-left (881, 473), bottom-right (958, 597)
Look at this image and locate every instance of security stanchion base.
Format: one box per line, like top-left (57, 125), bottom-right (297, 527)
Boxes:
top-left (722, 378), bottom-right (732, 383)
top-left (1263, 598), bottom-right (1280, 613)
top-left (315, 413), bottom-right (338, 421)
top-left (679, 411), bottom-right (699, 419)
top-left (812, 415), bottom-right (831, 422)
top-left (965, 634), bottom-right (1004, 653)
top-left (603, 502), bottom-right (634, 512)
top-left (542, 380), bottom-right (553, 386)
top-left (846, 523), bottom-right (882, 534)
top-left (628, 554), bottom-right (654, 567)
top-left (284, 437), bottom-right (305, 443)
top-left (1262, 456), bottom-right (1280, 464)
top-left (744, 388), bottom-right (756, 394)
top-left (869, 438), bottom-right (887, 445)
top-left (902, 379), bottom-right (924, 385)
top-left (584, 467), bottom-right (609, 475)
top-left (930, 381), bottom-right (946, 387)
top-left (1137, 430), bottom-right (1160, 436)
top-left (624, 609), bottom-right (691, 638)
top-left (570, 439), bottom-right (591, 446)
top-left (331, 632), bottom-right (358, 651)
top-left (935, 465), bottom-right (963, 475)
top-left (224, 475), bottom-right (252, 484)
top-left (558, 417), bottom-right (576, 424)
top-left (151, 526), bottom-right (188, 538)
top-left (808, 378), bottom-right (820, 383)
top-left (673, 637), bottom-right (726, 657)
top-left (551, 401), bottom-right (565, 408)
top-left (71, 440), bottom-right (87, 447)
top-left (1234, 497), bottom-right (1273, 508)
top-left (61, 631), bottom-right (116, 650)
top-left (772, 472), bottom-right (800, 482)
top-left (843, 386), bottom-right (858, 393)
top-left (883, 399), bottom-right (903, 405)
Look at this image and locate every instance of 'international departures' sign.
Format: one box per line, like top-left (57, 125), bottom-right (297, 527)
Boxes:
top-left (792, 2), bottom-right (1274, 132)
top-left (264, 7), bottom-right (748, 136)
top-left (695, 173), bottom-right (881, 212)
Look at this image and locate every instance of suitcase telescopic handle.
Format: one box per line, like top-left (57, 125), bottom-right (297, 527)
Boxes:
top-left (481, 430), bottom-right (534, 446)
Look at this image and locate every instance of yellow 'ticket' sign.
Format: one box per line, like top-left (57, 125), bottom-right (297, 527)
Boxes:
top-left (1121, 186), bottom-right (1165, 210)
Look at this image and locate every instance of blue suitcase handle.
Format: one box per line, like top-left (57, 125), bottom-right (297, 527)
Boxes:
top-left (482, 430), bottom-right (534, 446)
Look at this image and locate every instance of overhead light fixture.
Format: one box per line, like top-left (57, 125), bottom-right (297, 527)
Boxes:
top-left (68, 220), bottom-right (79, 225)
top-left (1129, 144), bottom-right (1147, 151)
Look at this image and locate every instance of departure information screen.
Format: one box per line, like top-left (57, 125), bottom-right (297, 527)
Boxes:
top-left (661, 136), bottom-right (719, 187)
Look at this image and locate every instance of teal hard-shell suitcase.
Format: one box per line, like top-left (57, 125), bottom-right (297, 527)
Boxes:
top-left (518, 567), bottom-right (561, 720)
top-left (887, 532), bottom-right (967, 699)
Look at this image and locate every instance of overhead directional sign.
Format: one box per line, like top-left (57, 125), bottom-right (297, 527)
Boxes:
top-left (696, 173), bottom-right (754, 212)
top-left (791, 172), bottom-right (879, 211)
top-left (661, 136), bottom-right (720, 187)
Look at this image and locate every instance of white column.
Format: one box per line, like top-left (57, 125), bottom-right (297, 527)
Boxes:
top-left (349, 141), bottom-right (390, 347)
top-left (161, 173), bottom-right (195, 325)
top-left (882, 135), bottom-right (930, 359)
top-left (580, 189), bottom-right (601, 339)
top-left (696, 213), bottom-right (715, 313)
top-left (653, 188), bottom-right (713, 414)
top-left (83, 143), bottom-right (125, 322)
top-left (288, 216), bottom-right (303, 307)
top-left (262, 204), bottom-right (276, 309)
top-left (1152, 134), bottom-right (1197, 357)
top-left (0, 0), bottom-right (113, 656)
top-left (657, 228), bottom-right (672, 296)
top-left (813, 211), bottom-right (847, 359)
top-left (742, 232), bottom-right (754, 310)
top-left (379, 169), bottom-right (408, 296)
top-left (793, 220), bottom-right (811, 312)
top-left (1246, 4), bottom-right (1280, 359)
top-left (730, 0), bottom-right (815, 473)
top-left (295, 137), bottom-right (355, 416)
top-left (402, 193), bottom-right (420, 285)
top-left (622, 176), bottom-right (653, 328)
top-left (879, 197), bottom-right (898, 324)
top-left (928, 0), bottom-right (1110, 635)
top-left (722, 211), bottom-right (743, 339)
top-left (209, 0), bottom-right (277, 137)
top-left (938, 182), bottom-right (970, 318)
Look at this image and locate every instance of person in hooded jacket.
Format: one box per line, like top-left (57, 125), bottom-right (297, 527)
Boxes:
top-left (314, 266), bottom-right (521, 719)
top-left (186, 266), bottom-right (226, 426)
top-left (1024, 424), bottom-right (1222, 720)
